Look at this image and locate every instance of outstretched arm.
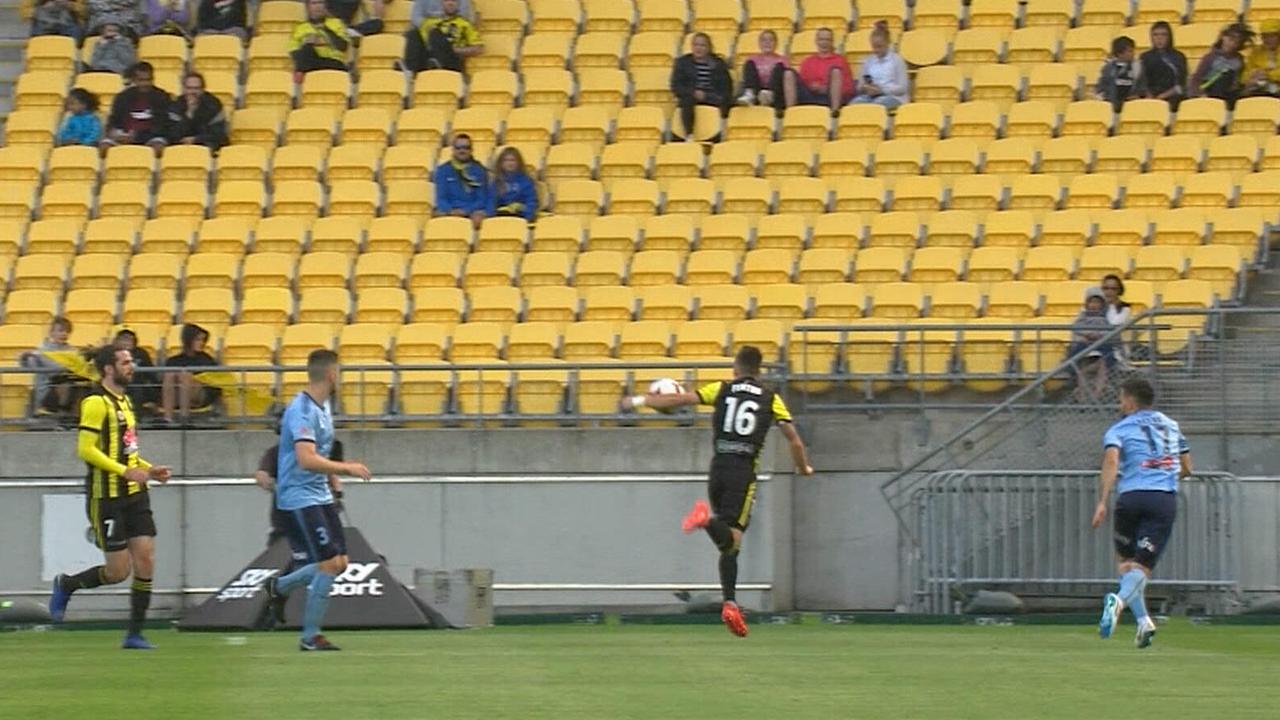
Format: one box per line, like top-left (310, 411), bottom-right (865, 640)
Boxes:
top-left (622, 390), bottom-right (699, 411)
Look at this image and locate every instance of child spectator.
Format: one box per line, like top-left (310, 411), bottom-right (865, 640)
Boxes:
top-left (1191, 22), bottom-right (1253, 108)
top-left (490, 147), bottom-right (538, 221)
top-left (58, 88), bottom-right (103, 146)
top-left (737, 29), bottom-right (788, 109)
top-left (161, 323), bottom-right (221, 424)
top-left (1095, 36), bottom-right (1144, 112)
top-left (1140, 21), bottom-right (1188, 108)
top-left (1245, 19), bottom-right (1280, 97)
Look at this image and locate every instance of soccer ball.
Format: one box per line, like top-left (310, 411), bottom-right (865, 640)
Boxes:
top-left (648, 378), bottom-right (684, 414)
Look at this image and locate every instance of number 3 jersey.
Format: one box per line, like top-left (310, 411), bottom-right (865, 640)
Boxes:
top-left (697, 377), bottom-right (793, 464)
top-left (1103, 408), bottom-right (1189, 494)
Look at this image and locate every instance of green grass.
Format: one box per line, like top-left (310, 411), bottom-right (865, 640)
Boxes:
top-left (6, 622), bottom-right (1279, 719)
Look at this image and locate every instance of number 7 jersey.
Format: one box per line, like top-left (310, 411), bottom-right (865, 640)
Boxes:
top-left (697, 377), bottom-right (793, 461)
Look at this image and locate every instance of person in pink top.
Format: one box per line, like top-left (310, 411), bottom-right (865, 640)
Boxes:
top-left (780, 27), bottom-right (854, 113)
top-left (737, 29), bottom-right (789, 109)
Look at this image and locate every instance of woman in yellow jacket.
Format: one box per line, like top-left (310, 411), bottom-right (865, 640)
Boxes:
top-left (1245, 19), bottom-right (1280, 97)
top-left (289, 0), bottom-right (350, 74)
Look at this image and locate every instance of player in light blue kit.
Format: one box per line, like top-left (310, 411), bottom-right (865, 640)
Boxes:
top-left (1091, 377), bottom-right (1192, 649)
top-left (264, 350), bottom-right (371, 651)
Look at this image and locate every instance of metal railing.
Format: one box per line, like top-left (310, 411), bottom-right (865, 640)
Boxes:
top-left (914, 471), bottom-right (1241, 614)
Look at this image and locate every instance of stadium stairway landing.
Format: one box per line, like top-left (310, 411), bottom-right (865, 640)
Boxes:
top-left (0, 0), bottom-right (28, 128)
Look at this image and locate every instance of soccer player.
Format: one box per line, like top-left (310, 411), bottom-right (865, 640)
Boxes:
top-left (264, 350), bottom-right (371, 651)
top-left (49, 345), bottom-right (172, 649)
top-left (622, 346), bottom-right (814, 637)
top-left (1092, 376), bottom-right (1191, 649)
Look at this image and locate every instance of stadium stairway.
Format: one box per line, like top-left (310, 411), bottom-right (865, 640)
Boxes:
top-left (0, 0), bottom-right (27, 130)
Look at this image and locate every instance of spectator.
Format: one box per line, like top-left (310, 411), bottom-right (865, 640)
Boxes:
top-left (670, 32), bottom-right (733, 142)
top-left (167, 71), bottom-right (228, 151)
top-left (101, 61), bottom-right (171, 155)
top-left (780, 27), bottom-right (853, 114)
top-left (58, 88), bottom-right (103, 146)
top-left (327, 0), bottom-right (384, 37)
top-left (1100, 274), bottom-right (1132, 366)
top-left (737, 28), bottom-right (788, 109)
top-left (289, 0), bottom-right (352, 74)
top-left (401, 0), bottom-right (482, 74)
top-left (1069, 287), bottom-right (1114, 400)
top-left (409, 0), bottom-right (472, 28)
top-left (1191, 22), bottom-right (1253, 108)
top-left (433, 133), bottom-right (490, 229)
top-left (88, 21), bottom-right (137, 75)
top-left (113, 329), bottom-right (159, 414)
top-left (490, 147), bottom-right (537, 221)
top-left (30, 0), bottom-right (82, 39)
top-left (1140, 21), bottom-right (1188, 109)
top-left (20, 317), bottom-right (82, 418)
top-left (1095, 36), bottom-right (1144, 112)
top-left (195, 0), bottom-right (247, 40)
top-left (1244, 20), bottom-right (1280, 97)
top-left (144, 0), bottom-right (192, 37)
top-left (849, 21), bottom-right (910, 110)
top-left (161, 323), bottom-right (221, 424)
top-left (86, 0), bottom-right (144, 37)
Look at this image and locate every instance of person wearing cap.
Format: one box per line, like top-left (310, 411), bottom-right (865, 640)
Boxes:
top-left (1245, 19), bottom-right (1280, 97)
top-left (1070, 287), bottom-right (1115, 401)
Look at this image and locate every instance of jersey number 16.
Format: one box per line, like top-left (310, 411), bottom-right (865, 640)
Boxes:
top-left (722, 397), bottom-right (759, 436)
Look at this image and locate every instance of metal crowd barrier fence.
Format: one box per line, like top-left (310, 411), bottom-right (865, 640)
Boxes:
top-left (912, 470), bottom-right (1241, 614)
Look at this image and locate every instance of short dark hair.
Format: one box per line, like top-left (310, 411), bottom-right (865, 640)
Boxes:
top-left (453, 133), bottom-right (472, 146)
top-left (1101, 273), bottom-right (1125, 296)
top-left (307, 349), bottom-right (339, 382)
top-left (735, 345), bottom-right (763, 375)
top-left (113, 328), bottom-right (137, 345)
top-left (68, 87), bottom-right (100, 112)
top-left (1121, 377), bottom-right (1155, 407)
top-left (129, 61), bottom-right (155, 79)
top-left (183, 71), bottom-right (206, 89)
top-left (93, 344), bottom-right (125, 377)
top-left (50, 316), bottom-right (72, 333)
top-left (1111, 36), bottom-right (1135, 55)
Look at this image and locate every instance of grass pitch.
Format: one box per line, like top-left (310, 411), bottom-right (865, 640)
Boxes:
top-left (5, 621), bottom-right (1278, 720)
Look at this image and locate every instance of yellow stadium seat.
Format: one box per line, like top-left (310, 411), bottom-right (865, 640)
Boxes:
top-left (724, 106), bottom-right (777, 145)
top-left (1039, 136), bottom-right (1091, 180)
top-left (273, 145), bottom-right (325, 184)
top-left (608, 179), bottom-right (661, 216)
top-left (1061, 99), bottom-right (1114, 142)
top-left (1121, 173), bottom-right (1176, 210)
top-left (594, 142), bottom-right (651, 191)
top-left (946, 175), bottom-right (1001, 215)
top-left (391, 110), bottom-right (447, 150)
top-left (577, 68), bottom-right (629, 111)
top-left (1229, 96), bottom-right (1280, 139)
top-left (943, 114), bottom-right (995, 162)
top-left (1210, 208), bottom-right (1266, 258)
top-left (214, 146), bottom-right (268, 185)
top-left (653, 142), bottom-right (707, 188)
top-left (472, 217), bottom-right (528, 255)
top-left (951, 28), bottom-right (1005, 69)
top-left (240, 252), bottom-right (296, 291)
top-left (984, 281), bottom-right (1039, 318)
top-left (1019, 65), bottom-right (1076, 113)
top-left (708, 140), bottom-right (762, 186)
top-left (242, 70), bottom-right (295, 111)
top-left (3, 109), bottom-right (58, 149)
top-left (23, 219), bottom-right (79, 257)
top-left (152, 181), bottom-right (208, 221)
top-left (1096, 210), bottom-right (1151, 247)
top-left (270, 180), bottom-right (322, 221)
top-left (582, 285), bottom-right (636, 326)
top-left (761, 139), bottom-right (816, 183)
top-left (831, 178), bottom-right (885, 216)
top-left (1077, 245), bottom-right (1134, 281)
top-left (39, 182), bottom-right (92, 222)
top-left (297, 250), bottom-right (353, 290)
top-left (674, 318), bottom-right (729, 365)
top-left (411, 287), bottom-right (464, 327)
top-left (183, 252), bottom-right (239, 292)
top-left (325, 146), bottom-right (379, 186)
top-left (395, 323), bottom-right (448, 361)
top-left (1179, 171), bottom-right (1235, 208)
top-left (1033, 279), bottom-right (1089, 316)
top-left (1065, 173), bottom-right (1119, 210)
top-left (467, 33), bottom-right (519, 72)
top-left (128, 253), bottom-right (183, 291)
top-left (1022, 246), bottom-right (1076, 281)
top-left (1149, 135), bottom-right (1205, 179)
top-left (1149, 208), bottom-right (1207, 247)
top-left (339, 108), bottom-right (392, 149)
top-left (866, 212), bottom-right (920, 250)
top-left (640, 215), bottom-right (695, 254)
top-left (892, 103), bottom-right (945, 145)
top-left (777, 106), bottom-right (832, 144)
top-left (889, 176), bottom-right (943, 213)
top-left (692, 284), bottom-right (749, 321)
top-left (807, 283), bottom-right (865, 319)
top-left (14, 71), bottom-right (69, 111)
top-left (462, 251), bottom-right (518, 289)
top-left (1205, 135), bottom-right (1258, 180)
top-left (910, 247), bottom-right (965, 285)
top-left (296, 287), bottom-right (350, 329)
top-left (755, 214), bottom-right (809, 254)
top-left (719, 177), bottom-right (773, 218)
top-left (923, 210), bottom-right (979, 250)
top-left (411, 69), bottom-right (464, 114)
top-left (158, 145), bottom-right (213, 185)
top-left (523, 68), bottom-right (575, 112)
top-left (1237, 171), bottom-right (1280, 216)
top-left (417, 216), bottom-right (472, 256)
top-left (697, 214), bottom-right (751, 255)
top-left (581, 216), bottom-right (637, 254)
top-left (524, 285), bottom-right (579, 327)
top-left (11, 253), bottom-right (68, 294)
top-left (248, 217), bottom-right (304, 256)
top-left (136, 218), bottom-right (198, 256)
top-left (1190, 0), bottom-right (1241, 23)
top-left (628, 31), bottom-right (681, 70)
top-left (832, 104), bottom-right (886, 145)
top-left (80, 218), bottom-right (137, 256)
top-left (797, 248), bottom-right (852, 287)
top-left (981, 213), bottom-right (1035, 256)
top-left (467, 285), bottom-right (523, 327)
top-left (0, 147), bottom-right (45, 190)
top-left (327, 180), bottom-right (380, 222)
top-left (635, 0), bottom-right (688, 32)
top-left (1004, 101), bottom-right (1058, 145)
top-left (1117, 98), bottom-right (1171, 139)
top-left (816, 140), bottom-right (870, 183)
top-left (1187, 245), bottom-right (1243, 298)
top-left (362, 217), bottom-right (420, 258)
top-left (0, 182), bottom-right (37, 221)
top-left (927, 281), bottom-right (982, 319)
top-left (558, 106), bottom-right (613, 151)
top-left (379, 148), bottom-right (433, 187)
top-left (853, 247), bottom-right (908, 283)
top-left (967, 63), bottom-right (1022, 112)
top-left (101, 146), bottom-right (153, 185)
top-left (94, 181), bottom-right (149, 220)
top-left (628, 250), bottom-right (682, 287)
top-left (752, 284), bottom-right (808, 324)
top-left (351, 253), bottom-right (407, 295)
top-left (4, 288), bottom-right (59, 325)
top-left (739, 249), bottom-right (795, 286)
top-left (868, 282), bottom-right (923, 319)
top-left (617, 319), bottom-right (672, 359)
top-left (1038, 209), bottom-right (1093, 247)
top-left (684, 249), bottom-right (737, 286)
top-left (978, 140), bottom-right (1033, 187)
top-left (1094, 136), bottom-right (1148, 180)
top-left (615, 105), bottom-right (668, 146)
top-left (573, 32), bottom-right (626, 71)
top-left (552, 179), bottom-right (605, 217)
top-left (1132, 245), bottom-right (1187, 282)
top-left (1170, 97), bottom-right (1226, 138)
top-left (665, 179), bottom-right (718, 216)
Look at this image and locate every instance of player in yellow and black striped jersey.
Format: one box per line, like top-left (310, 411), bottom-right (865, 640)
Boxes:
top-left (48, 345), bottom-right (172, 650)
top-left (623, 346), bottom-right (813, 638)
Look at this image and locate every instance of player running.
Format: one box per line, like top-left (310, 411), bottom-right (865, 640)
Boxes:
top-left (49, 345), bottom-right (172, 649)
top-left (1092, 377), bottom-right (1191, 649)
top-left (622, 346), bottom-right (813, 637)
top-left (264, 349), bottom-right (371, 651)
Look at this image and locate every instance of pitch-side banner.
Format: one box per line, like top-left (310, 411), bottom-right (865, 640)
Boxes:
top-left (178, 527), bottom-right (433, 630)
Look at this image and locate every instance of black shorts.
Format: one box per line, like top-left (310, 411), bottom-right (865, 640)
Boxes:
top-left (86, 492), bottom-right (156, 552)
top-left (269, 503), bottom-right (310, 564)
top-left (284, 503), bottom-right (347, 563)
top-left (708, 458), bottom-right (758, 531)
top-left (1113, 490), bottom-right (1178, 569)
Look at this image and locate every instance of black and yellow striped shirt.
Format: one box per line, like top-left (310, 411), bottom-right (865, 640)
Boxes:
top-left (78, 386), bottom-right (148, 499)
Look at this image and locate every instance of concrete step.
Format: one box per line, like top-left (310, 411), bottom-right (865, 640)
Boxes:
top-left (0, 7), bottom-right (26, 41)
top-left (0, 39), bottom-right (25, 65)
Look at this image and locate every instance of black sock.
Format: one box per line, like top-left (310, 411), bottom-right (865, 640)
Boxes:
top-left (127, 577), bottom-right (152, 636)
top-left (719, 552), bottom-right (739, 603)
top-left (704, 518), bottom-right (733, 549)
top-left (61, 566), bottom-right (108, 593)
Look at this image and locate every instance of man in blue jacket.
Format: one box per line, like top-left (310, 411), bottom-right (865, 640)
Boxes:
top-left (433, 133), bottom-right (491, 228)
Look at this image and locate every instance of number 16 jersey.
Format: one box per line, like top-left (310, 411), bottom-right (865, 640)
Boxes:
top-left (697, 377), bottom-right (793, 463)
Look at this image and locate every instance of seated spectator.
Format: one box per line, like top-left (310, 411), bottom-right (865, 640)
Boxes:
top-left (490, 147), bottom-right (537, 221)
top-left (1140, 21), bottom-right (1188, 109)
top-left (1095, 36), bottom-right (1144, 112)
top-left (410, 0), bottom-right (472, 27)
top-left (195, 0), bottom-right (247, 40)
top-left (737, 28), bottom-right (788, 109)
top-left (433, 133), bottom-right (490, 228)
top-left (101, 61), bottom-right (171, 154)
top-left (113, 329), bottom-right (158, 415)
top-left (167, 71), bottom-right (227, 151)
top-left (401, 0), bottom-right (482, 74)
top-left (849, 21), bottom-right (910, 110)
top-left (19, 317), bottom-right (84, 419)
top-left (780, 27), bottom-right (853, 114)
top-left (1069, 287), bottom-right (1115, 400)
top-left (58, 88), bottom-right (103, 146)
top-left (1245, 20), bottom-right (1280, 97)
top-left (1101, 274), bottom-right (1132, 366)
top-left (86, 0), bottom-right (144, 38)
top-left (88, 21), bottom-right (137, 75)
top-left (289, 0), bottom-right (352, 74)
top-left (161, 323), bottom-right (221, 424)
top-left (327, 0), bottom-right (384, 37)
top-left (31, 0), bottom-right (83, 40)
top-left (671, 32), bottom-right (733, 142)
top-left (1191, 22), bottom-right (1253, 108)
top-left (144, 0), bottom-right (192, 37)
